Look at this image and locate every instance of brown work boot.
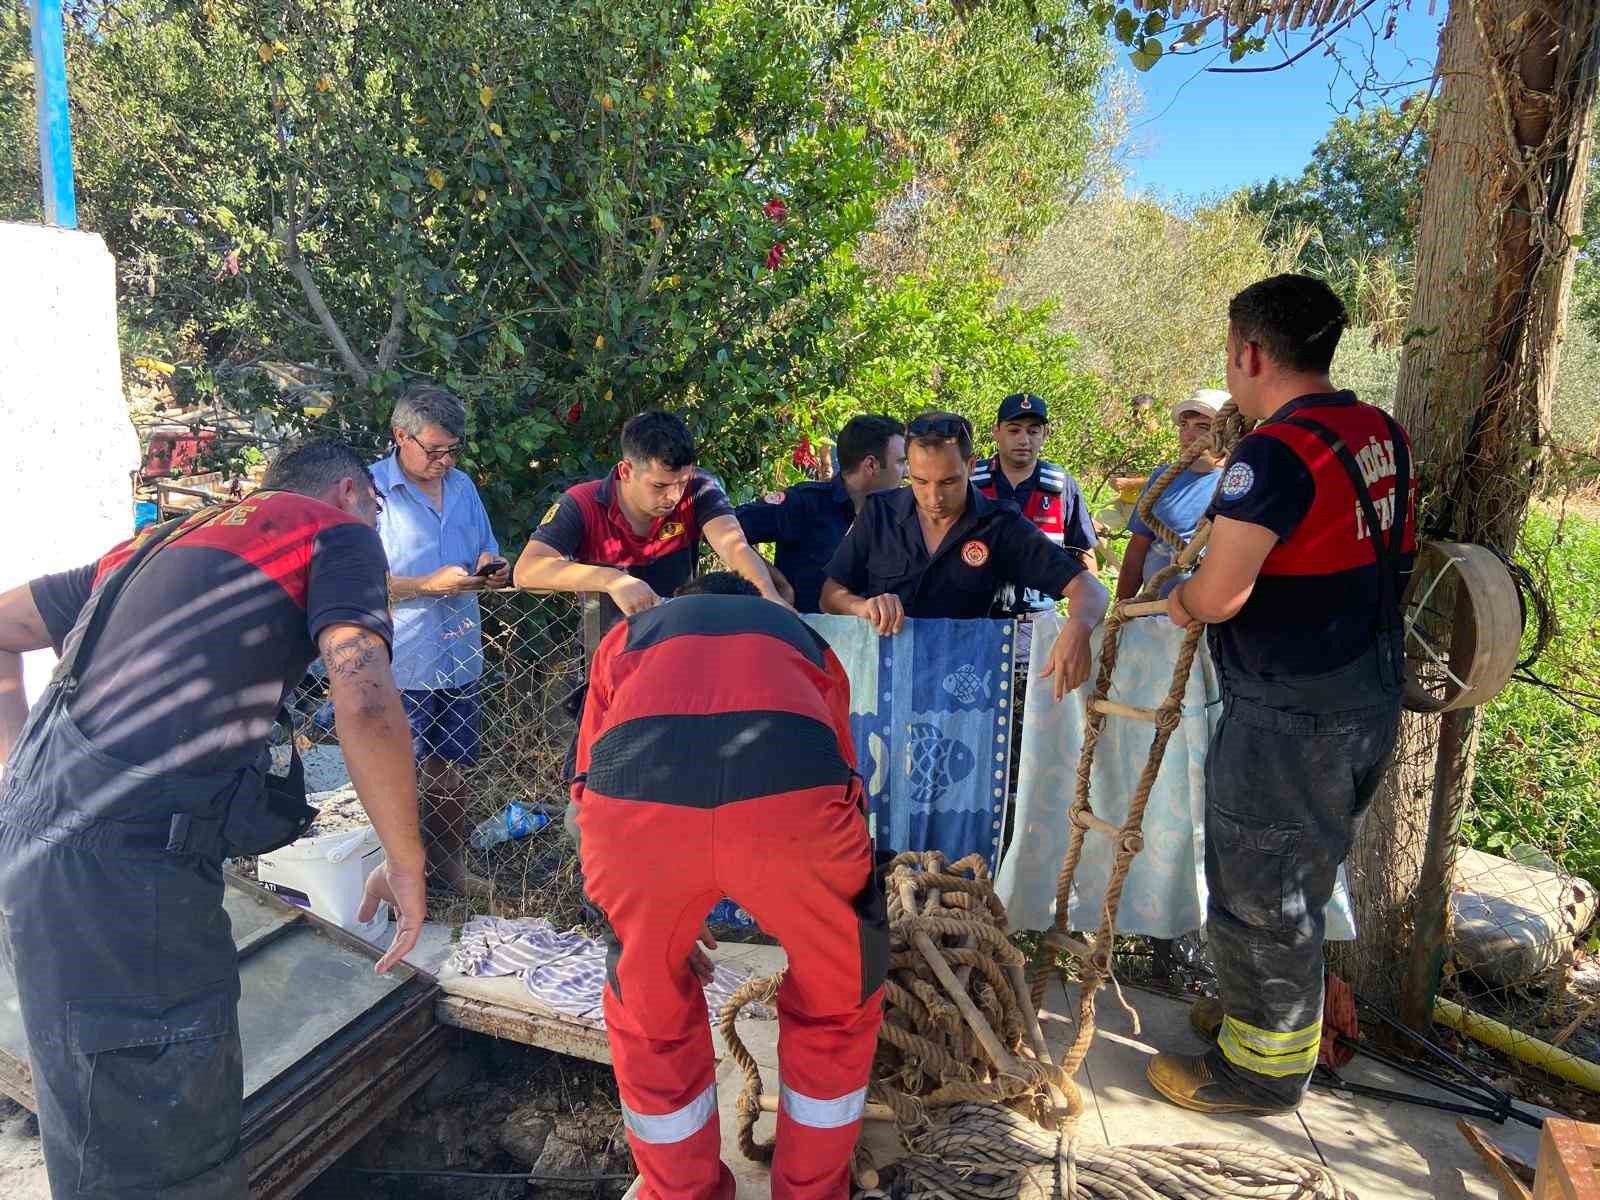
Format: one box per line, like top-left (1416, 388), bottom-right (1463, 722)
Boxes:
top-left (1146, 1052), bottom-right (1298, 1116)
top-left (1190, 996), bottom-right (1224, 1041)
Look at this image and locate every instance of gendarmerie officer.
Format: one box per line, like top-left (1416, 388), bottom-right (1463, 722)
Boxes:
top-left (1146, 274), bottom-right (1416, 1116)
top-left (735, 415), bottom-right (907, 613)
top-left (972, 391), bottom-right (1097, 602)
top-left (0, 440), bottom-right (425, 1197)
top-left (820, 411), bottom-right (1109, 701)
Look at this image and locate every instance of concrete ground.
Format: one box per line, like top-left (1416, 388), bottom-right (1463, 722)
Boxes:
top-left (639, 944), bottom-right (1551, 1200)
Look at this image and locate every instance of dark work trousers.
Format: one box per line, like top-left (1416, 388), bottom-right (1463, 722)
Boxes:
top-left (1203, 673), bottom-right (1400, 1108)
top-left (0, 692), bottom-right (247, 1199)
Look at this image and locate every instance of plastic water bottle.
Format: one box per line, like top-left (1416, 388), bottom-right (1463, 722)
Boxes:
top-left (469, 803), bottom-right (549, 850)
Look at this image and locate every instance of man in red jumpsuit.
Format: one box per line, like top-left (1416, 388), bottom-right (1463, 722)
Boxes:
top-left (573, 572), bottom-right (886, 1200)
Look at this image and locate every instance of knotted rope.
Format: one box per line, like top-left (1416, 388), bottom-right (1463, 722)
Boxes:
top-left (721, 852), bottom-right (1076, 1171)
top-left (1047, 402), bottom-right (1254, 1082)
top-left (894, 1103), bottom-right (1352, 1200)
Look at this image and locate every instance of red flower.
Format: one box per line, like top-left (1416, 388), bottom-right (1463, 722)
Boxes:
top-left (566, 402), bottom-right (583, 423)
top-left (763, 196), bottom-right (787, 221)
top-left (791, 436), bottom-right (817, 470)
top-left (766, 241), bottom-right (785, 270)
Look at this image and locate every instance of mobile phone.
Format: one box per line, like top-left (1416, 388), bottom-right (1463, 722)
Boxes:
top-left (475, 558), bottom-right (508, 577)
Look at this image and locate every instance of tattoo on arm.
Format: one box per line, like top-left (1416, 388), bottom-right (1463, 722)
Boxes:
top-left (320, 628), bottom-right (394, 720)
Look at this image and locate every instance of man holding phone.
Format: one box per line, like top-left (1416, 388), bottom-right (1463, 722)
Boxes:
top-left (374, 382), bottom-right (506, 897)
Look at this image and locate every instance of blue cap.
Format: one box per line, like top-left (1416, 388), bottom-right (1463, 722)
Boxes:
top-left (996, 392), bottom-right (1048, 423)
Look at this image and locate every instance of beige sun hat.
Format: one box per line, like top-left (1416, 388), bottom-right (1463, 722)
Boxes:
top-left (1171, 388), bottom-right (1229, 422)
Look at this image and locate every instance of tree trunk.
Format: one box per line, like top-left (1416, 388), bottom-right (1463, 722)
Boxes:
top-left (1328, 0), bottom-right (1599, 1020)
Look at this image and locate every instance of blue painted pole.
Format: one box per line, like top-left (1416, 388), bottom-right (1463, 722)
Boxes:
top-left (30, 0), bottom-right (78, 229)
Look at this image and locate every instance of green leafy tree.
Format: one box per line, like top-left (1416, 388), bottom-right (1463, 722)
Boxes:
top-left (1238, 95), bottom-right (1432, 332)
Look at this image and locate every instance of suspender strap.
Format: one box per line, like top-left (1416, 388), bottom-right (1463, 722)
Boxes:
top-left (54, 504), bottom-right (238, 690)
top-left (1278, 414), bottom-right (1411, 686)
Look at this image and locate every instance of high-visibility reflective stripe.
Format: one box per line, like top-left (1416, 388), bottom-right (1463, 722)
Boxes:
top-left (1219, 1015), bottom-right (1321, 1079)
top-left (620, 1083), bottom-right (717, 1144)
top-left (780, 1082), bottom-right (868, 1129)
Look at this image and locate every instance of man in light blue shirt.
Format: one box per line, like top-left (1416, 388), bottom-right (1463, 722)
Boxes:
top-left (1115, 390), bottom-right (1226, 602)
top-left (373, 382), bottom-right (506, 896)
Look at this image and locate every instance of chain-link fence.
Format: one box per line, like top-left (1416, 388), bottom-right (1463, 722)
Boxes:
top-left (283, 588), bottom-right (602, 930)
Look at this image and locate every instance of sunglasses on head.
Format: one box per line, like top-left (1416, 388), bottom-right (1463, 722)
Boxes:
top-left (906, 414), bottom-right (972, 440)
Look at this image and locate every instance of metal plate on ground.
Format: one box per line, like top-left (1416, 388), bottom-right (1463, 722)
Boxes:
top-left (0, 874), bottom-right (444, 1199)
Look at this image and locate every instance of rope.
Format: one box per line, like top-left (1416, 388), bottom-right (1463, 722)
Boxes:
top-left (895, 1103), bottom-right (1352, 1200)
top-left (1051, 402), bottom-right (1255, 1084)
top-left (720, 851), bottom-right (1079, 1169)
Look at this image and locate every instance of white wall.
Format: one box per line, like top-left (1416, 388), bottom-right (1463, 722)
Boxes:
top-left (0, 222), bottom-right (140, 703)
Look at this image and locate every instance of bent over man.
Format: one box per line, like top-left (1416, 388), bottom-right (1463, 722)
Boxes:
top-left (1147, 274), bottom-right (1416, 1116)
top-left (574, 573), bottom-right (885, 1200)
top-left (0, 440), bottom-right (425, 1197)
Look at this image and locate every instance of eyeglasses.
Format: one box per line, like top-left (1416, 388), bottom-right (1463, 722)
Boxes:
top-left (906, 414), bottom-right (972, 440)
top-left (372, 487), bottom-right (386, 517)
top-left (406, 432), bottom-right (463, 462)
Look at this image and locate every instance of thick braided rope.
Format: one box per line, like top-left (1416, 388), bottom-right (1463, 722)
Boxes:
top-left (1051, 402), bottom-right (1254, 1085)
top-left (718, 970), bottom-right (785, 1164)
top-left (896, 1103), bottom-right (1352, 1200)
top-left (721, 852), bottom-right (1081, 1166)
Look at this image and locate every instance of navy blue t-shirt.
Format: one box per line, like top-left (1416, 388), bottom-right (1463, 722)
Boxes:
top-left (824, 486), bottom-right (1084, 620)
top-left (736, 478), bottom-right (856, 613)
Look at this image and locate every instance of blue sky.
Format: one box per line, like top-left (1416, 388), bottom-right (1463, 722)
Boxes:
top-left (1123, 1), bottom-right (1447, 200)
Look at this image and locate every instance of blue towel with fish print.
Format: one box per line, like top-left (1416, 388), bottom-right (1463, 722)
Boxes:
top-left (706, 615), bottom-right (1016, 930)
top-left (806, 614), bottom-right (1015, 869)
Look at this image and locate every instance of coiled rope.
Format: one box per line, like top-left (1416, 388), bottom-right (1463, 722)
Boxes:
top-left (894, 1103), bottom-right (1351, 1200)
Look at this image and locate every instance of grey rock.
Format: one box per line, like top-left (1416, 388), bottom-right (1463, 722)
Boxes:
top-left (534, 1131), bottom-right (594, 1181)
top-left (1451, 846), bottom-right (1599, 988)
top-left (498, 1105), bottom-right (554, 1165)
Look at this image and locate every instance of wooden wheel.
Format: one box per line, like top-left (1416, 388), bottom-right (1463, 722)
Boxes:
top-left (1402, 540), bottom-right (1523, 713)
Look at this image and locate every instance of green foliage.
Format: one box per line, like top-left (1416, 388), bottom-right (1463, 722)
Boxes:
top-left (800, 267), bottom-right (1165, 499)
top-left (5, 0), bottom-right (1112, 534)
top-left (1079, 2), bottom-right (1264, 73)
top-left (843, 0), bottom-right (1103, 277)
top-left (1467, 509), bottom-right (1600, 887)
top-left (1239, 95), bottom-right (1431, 336)
top-left (1007, 191), bottom-right (1295, 404)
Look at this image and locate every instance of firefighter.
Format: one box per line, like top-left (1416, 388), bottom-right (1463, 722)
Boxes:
top-left (820, 412), bottom-right (1108, 702)
top-left (574, 572), bottom-right (885, 1200)
top-left (735, 414), bottom-right (907, 613)
top-left (0, 440), bottom-right (424, 1197)
top-left (1146, 274), bottom-right (1416, 1116)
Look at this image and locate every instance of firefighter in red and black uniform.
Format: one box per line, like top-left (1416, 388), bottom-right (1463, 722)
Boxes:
top-left (513, 410), bottom-right (789, 795)
top-left (0, 441), bottom-right (424, 1197)
top-left (1147, 274), bottom-right (1416, 1116)
top-left (574, 572), bottom-right (885, 1200)
top-left (513, 409), bottom-right (786, 621)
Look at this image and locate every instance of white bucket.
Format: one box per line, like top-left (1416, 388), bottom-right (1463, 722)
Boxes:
top-left (257, 824), bottom-right (389, 944)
